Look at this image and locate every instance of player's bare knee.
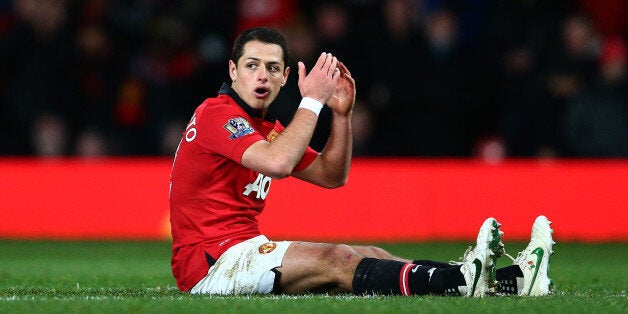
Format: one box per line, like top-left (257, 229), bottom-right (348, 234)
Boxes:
top-left (326, 244), bottom-right (361, 269)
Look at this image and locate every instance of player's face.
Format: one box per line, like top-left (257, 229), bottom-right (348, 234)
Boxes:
top-left (229, 41), bottom-right (290, 113)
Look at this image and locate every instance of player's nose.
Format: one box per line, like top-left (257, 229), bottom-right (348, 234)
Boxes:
top-left (257, 67), bottom-right (268, 82)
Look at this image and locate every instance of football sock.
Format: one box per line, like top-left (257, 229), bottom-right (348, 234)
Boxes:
top-left (426, 265), bottom-right (467, 295)
top-left (496, 265), bottom-right (524, 294)
top-left (352, 258), bottom-right (427, 295)
top-left (352, 258), bottom-right (466, 296)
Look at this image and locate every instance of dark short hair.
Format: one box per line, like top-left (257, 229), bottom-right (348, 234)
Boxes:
top-left (231, 27), bottom-right (290, 68)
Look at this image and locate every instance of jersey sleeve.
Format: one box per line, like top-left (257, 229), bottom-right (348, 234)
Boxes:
top-left (294, 146), bottom-right (319, 172)
top-left (194, 104), bottom-right (264, 163)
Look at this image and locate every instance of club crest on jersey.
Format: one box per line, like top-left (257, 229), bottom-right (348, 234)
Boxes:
top-left (267, 129), bottom-right (279, 142)
top-left (258, 242), bottom-right (277, 254)
top-left (224, 117), bottom-right (254, 139)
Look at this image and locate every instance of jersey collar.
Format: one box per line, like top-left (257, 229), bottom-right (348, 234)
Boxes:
top-left (218, 83), bottom-right (277, 122)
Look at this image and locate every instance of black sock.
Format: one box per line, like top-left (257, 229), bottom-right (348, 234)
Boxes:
top-left (412, 259), bottom-right (455, 269)
top-left (352, 258), bottom-right (402, 295)
top-left (428, 265), bottom-right (467, 295)
top-left (496, 265), bottom-right (524, 294)
top-left (353, 258), bottom-right (471, 296)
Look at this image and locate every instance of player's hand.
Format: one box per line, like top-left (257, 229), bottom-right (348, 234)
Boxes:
top-left (298, 52), bottom-right (341, 104)
top-left (326, 61), bottom-right (356, 116)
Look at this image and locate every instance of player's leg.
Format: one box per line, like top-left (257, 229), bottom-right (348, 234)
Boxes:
top-left (276, 217), bottom-right (504, 297)
top-left (355, 217), bottom-right (504, 296)
top-left (361, 217), bottom-right (500, 296)
top-left (278, 241), bottom-right (444, 295)
top-left (277, 243), bottom-right (460, 294)
top-left (190, 235), bottom-right (474, 296)
top-left (276, 242), bottom-right (362, 294)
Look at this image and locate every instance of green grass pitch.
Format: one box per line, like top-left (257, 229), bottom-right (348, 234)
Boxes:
top-left (0, 240), bottom-right (625, 313)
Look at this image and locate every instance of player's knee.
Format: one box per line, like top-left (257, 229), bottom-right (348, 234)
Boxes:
top-left (313, 244), bottom-right (356, 267)
top-left (325, 244), bottom-right (361, 268)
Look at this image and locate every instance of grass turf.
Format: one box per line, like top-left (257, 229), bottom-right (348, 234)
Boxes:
top-left (0, 241), bottom-right (625, 313)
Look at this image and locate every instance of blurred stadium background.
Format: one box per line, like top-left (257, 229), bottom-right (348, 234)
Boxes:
top-left (0, 0), bottom-right (626, 242)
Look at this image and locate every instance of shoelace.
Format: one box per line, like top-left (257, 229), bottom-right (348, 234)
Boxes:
top-left (502, 246), bottom-right (524, 264)
top-left (448, 246), bottom-right (473, 265)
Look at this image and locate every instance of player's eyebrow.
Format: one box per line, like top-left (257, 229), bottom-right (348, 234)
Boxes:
top-left (244, 57), bottom-right (282, 66)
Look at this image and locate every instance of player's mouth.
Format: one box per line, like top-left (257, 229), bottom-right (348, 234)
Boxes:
top-left (254, 86), bottom-right (270, 99)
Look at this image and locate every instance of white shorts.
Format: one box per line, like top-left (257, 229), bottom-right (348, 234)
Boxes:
top-left (190, 235), bottom-right (292, 295)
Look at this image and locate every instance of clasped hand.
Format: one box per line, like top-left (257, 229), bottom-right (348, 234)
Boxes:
top-left (298, 53), bottom-right (356, 116)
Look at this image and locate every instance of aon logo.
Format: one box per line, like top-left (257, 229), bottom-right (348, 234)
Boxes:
top-left (243, 173), bottom-right (272, 200)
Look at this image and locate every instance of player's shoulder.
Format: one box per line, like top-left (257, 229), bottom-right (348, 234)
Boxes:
top-left (197, 95), bottom-right (244, 116)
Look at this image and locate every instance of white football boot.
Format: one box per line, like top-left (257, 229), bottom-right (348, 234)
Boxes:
top-left (505, 215), bottom-right (555, 296)
top-left (458, 217), bottom-right (504, 297)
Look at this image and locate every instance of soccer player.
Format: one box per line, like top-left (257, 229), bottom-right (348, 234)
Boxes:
top-left (169, 27), bottom-right (554, 297)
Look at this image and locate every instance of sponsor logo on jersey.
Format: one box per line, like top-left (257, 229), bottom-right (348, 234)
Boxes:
top-left (224, 117), bottom-right (255, 139)
top-left (258, 242), bottom-right (277, 254)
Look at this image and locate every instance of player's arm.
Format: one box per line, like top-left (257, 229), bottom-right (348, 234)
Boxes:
top-left (292, 62), bottom-right (356, 188)
top-left (241, 53), bottom-right (340, 178)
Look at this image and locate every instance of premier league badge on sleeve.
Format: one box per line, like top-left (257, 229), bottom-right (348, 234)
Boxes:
top-left (224, 117), bottom-right (255, 139)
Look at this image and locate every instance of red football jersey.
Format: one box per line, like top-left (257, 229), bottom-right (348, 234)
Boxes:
top-left (169, 84), bottom-right (318, 292)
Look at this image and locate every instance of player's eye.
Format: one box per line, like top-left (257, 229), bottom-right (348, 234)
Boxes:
top-left (267, 65), bottom-right (282, 77)
top-left (246, 63), bottom-right (257, 70)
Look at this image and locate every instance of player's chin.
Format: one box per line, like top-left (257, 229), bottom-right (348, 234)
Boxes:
top-left (249, 98), bottom-right (270, 111)
top-left (255, 95), bottom-right (276, 108)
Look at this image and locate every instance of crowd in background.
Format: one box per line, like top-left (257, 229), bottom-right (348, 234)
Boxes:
top-left (0, 0), bottom-right (626, 158)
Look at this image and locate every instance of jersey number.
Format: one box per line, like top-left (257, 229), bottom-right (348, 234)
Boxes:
top-left (243, 173), bottom-right (271, 200)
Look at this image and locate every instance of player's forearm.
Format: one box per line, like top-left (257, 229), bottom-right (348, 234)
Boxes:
top-left (261, 107), bottom-right (320, 177)
top-left (318, 111), bottom-right (353, 187)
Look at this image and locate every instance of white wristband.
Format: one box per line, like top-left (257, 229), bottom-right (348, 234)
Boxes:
top-left (298, 97), bottom-right (324, 116)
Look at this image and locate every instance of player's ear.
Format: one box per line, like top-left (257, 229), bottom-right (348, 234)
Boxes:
top-left (228, 60), bottom-right (237, 82)
top-left (281, 66), bottom-right (290, 87)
